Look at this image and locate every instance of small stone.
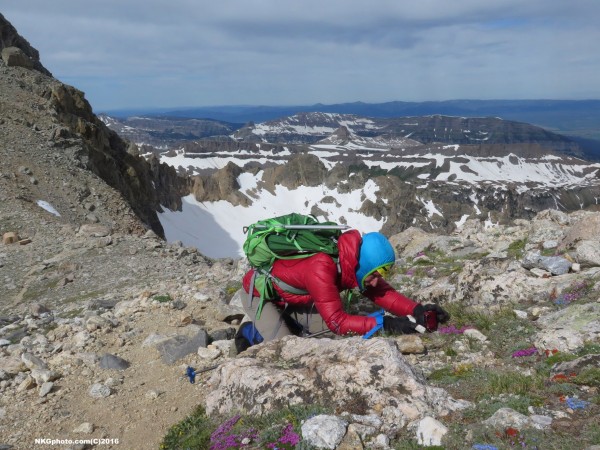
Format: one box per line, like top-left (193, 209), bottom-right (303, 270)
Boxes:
top-left (99, 353), bottom-right (130, 370)
top-left (394, 335), bottom-right (425, 354)
top-left (2, 232), bottom-right (18, 245)
top-left (105, 377), bottom-right (124, 388)
top-left (17, 376), bottom-right (36, 392)
top-left (197, 346), bottom-right (221, 360)
top-left (145, 389), bottom-right (162, 400)
top-left (513, 310), bottom-right (528, 319)
top-left (39, 382), bottom-right (54, 397)
top-left (463, 328), bottom-right (488, 342)
top-left (171, 300), bottom-right (187, 310)
top-left (415, 416), bottom-right (448, 446)
top-left (73, 422), bottom-right (94, 434)
top-left (530, 414), bottom-right (552, 429)
top-left (89, 383), bottom-right (111, 398)
top-left (530, 268), bottom-right (551, 278)
top-left (193, 292), bottom-right (210, 302)
top-left (30, 369), bottom-right (60, 385)
top-left (30, 303), bottom-right (51, 318)
top-left (21, 352), bottom-right (48, 370)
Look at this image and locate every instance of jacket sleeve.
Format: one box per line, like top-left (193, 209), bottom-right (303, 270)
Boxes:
top-left (364, 278), bottom-right (419, 317)
top-left (302, 255), bottom-right (378, 336)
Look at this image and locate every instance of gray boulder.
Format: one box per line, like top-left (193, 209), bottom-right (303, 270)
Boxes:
top-left (301, 415), bottom-right (347, 449)
top-left (99, 353), bottom-right (130, 371)
top-left (522, 251), bottom-right (571, 275)
top-left (535, 303), bottom-right (600, 352)
top-left (574, 240), bottom-right (600, 267)
top-left (155, 327), bottom-right (209, 364)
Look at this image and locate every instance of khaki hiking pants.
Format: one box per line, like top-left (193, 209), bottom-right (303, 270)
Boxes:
top-left (241, 295), bottom-right (329, 342)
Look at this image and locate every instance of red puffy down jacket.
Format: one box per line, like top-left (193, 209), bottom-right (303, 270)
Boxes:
top-left (242, 229), bottom-right (418, 336)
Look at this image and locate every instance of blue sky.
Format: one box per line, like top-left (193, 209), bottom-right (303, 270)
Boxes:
top-left (3, 1), bottom-right (599, 112)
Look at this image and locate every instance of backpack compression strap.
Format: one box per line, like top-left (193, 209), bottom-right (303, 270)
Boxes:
top-left (362, 310), bottom-right (385, 339)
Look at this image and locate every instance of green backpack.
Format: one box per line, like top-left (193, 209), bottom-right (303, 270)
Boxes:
top-left (243, 213), bottom-right (349, 318)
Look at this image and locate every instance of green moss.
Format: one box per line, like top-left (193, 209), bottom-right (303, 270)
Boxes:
top-left (225, 281), bottom-right (242, 296)
top-left (507, 238), bottom-right (527, 259)
top-left (428, 364), bottom-right (474, 384)
top-left (61, 290), bottom-right (105, 305)
top-left (160, 405), bottom-right (211, 450)
top-left (153, 294), bottom-right (172, 303)
top-left (58, 307), bottom-right (86, 319)
top-left (572, 367), bottom-right (600, 387)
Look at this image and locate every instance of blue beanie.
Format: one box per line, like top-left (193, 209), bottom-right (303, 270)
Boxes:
top-left (355, 232), bottom-right (396, 290)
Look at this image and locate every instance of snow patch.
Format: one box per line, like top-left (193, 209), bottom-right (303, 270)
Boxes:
top-left (36, 200), bottom-right (61, 217)
top-left (157, 180), bottom-right (385, 258)
top-left (417, 197), bottom-right (443, 218)
top-left (455, 214), bottom-right (470, 228)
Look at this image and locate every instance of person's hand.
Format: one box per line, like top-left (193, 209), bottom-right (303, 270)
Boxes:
top-left (424, 304), bottom-right (450, 324)
top-left (382, 316), bottom-right (419, 334)
top-left (411, 303), bottom-right (450, 332)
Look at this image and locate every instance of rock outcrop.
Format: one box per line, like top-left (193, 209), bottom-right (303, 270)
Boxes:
top-left (205, 336), bottom-right (469, 431)
top-left (0, 13), bottom-right (51, 75)
top-left (0, 15), bottom-right (190, 237)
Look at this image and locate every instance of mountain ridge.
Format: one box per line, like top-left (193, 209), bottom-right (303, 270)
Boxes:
top-left (103, 99), bottom-right (600, 152)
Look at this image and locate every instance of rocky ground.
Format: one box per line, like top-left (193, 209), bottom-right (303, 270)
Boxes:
top-left (0, 202), bottom-right (249, 449)
top-left (1, 202), bottom-right (599, 449)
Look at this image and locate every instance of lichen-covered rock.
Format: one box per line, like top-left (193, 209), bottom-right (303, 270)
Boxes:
top-left (204, 336), bottom-right (469, 434)
top-left (534, 303), bottom-right (600, 352)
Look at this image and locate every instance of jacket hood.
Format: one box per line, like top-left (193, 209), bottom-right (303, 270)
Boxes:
top-left (355, 232), bottom-right (395, 290)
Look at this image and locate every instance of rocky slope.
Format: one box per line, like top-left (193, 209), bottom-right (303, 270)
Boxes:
top-left (1, 206), bottom-right (599, 449)
top-left (0, 14), bottom-right (190, 239)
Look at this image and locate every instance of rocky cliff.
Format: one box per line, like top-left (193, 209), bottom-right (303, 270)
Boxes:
top-left (0, 15), bottom-right (190, 238)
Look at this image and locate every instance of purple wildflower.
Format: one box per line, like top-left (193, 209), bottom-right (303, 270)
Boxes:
top-left (555, 279), bottom-right (592, 305)
top-left (554, 296), bottom-right (568, 306)
top-left (264, 423), bottom-right (301, 449)
top-left (210, 415), bottom-right (241, 443)
top-left (278, 424), bottom-right (300, 446)
top-left (511, 347), bottom-right (537, 358)
top-left (438, 325), bottom-right (473, 334)
top-left (473, 445), bottom-right (499, 450)
top-left (209, 415), bottom-right (258, 450)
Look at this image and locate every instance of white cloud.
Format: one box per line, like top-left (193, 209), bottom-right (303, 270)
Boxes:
top-left (3, 1), bottom-right (600, 110)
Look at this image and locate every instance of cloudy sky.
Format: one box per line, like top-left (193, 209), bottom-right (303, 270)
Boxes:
top-left (3, 1), bottom-right (599, 112)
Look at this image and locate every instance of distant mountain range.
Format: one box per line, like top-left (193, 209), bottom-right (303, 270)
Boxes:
top-left (103, 99), bottom-right (600, 158)
top-left (95, 110), bottom-right (600, 252)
